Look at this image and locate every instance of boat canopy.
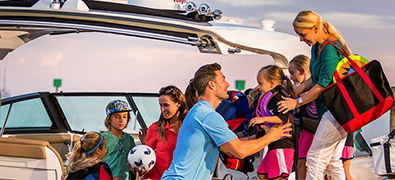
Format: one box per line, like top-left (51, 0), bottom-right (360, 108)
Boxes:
top-left (0, 0), bottom-right (309, 68)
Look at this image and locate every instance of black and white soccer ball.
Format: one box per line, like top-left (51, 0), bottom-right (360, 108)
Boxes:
top-left (127, 145), bottom-right (156, 171)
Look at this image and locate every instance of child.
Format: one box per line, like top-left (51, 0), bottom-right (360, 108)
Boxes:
top-left (288, 55), bottom-right (317, 180)
top-left (341, 133), bottom-right (354, 180)
top-left (102, 100), bottom-right (136, 180)
top-left (249, 65), bottom-right (295, 180)
top-left (66, 131), bottom-right (112, 180)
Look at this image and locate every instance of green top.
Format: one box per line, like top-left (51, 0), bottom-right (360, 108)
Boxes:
top-left (310, 39), bottom-right (344, 120)
top-left (102, 130), bottom-right (136, 180)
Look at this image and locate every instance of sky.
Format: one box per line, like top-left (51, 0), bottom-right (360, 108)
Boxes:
top-left (1, 0), bottom-right (395, 97)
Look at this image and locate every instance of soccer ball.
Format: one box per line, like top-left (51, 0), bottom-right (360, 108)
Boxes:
top-left (127, 145), bottom-right (156, 171)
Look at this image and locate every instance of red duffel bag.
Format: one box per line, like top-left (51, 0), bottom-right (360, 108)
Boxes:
top-left (321, 41), bottom-right (395, 132)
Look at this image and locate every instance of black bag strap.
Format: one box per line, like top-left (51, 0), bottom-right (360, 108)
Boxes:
top-left (384, 129), bottom-right (395, 173)
top-left (384, 140), bottom-right (392, 173)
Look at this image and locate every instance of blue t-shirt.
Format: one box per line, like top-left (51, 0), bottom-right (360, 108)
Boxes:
top-left (161, 100), bottom-right (238, 180)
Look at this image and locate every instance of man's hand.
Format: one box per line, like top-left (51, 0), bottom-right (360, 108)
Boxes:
top-left (263, 123), bottom-right (292, 142)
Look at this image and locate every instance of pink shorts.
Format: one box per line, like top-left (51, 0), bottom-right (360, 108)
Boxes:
top-left (257, 148), bottom-right (294, 179)
top-left (298, 129), bottom-right (314, 159)
top-left (341, 145), bottom-right (354, 160)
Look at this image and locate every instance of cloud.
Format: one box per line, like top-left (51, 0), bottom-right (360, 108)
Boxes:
top-left (321, 12), bottom-right (395, 30)
top-left (237, 11), bottom-right (395, 33)
top-left (214, 0), bottom-right (290, 7)
top-left (40, 51), bottom-right (64, 67)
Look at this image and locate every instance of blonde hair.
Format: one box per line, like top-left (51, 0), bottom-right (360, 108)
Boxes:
top-left (293, 10), bottom-right (351, 55)
top-left (66, 132), bottom-right (105, 173)
top-left (289, 54), bottom-right (310, 72)
top-left (259, 65), bottom-right (296, 99)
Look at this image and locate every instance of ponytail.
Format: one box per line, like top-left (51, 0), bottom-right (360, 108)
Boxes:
top-left (66, 132), bottom-right (105, 173)
top-left (284, 77), bottom-right (296, 99)
top-left (322, 21), bottom-right (352, 55)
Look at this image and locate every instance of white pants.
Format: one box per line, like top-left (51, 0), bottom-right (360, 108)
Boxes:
top-left (306, 111), bottom-right (347, 180)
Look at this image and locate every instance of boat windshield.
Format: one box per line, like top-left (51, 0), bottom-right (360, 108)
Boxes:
top-left (0, 98), bottom-right (53, 129)
top-left (56, 95), bottom-right (160, 133)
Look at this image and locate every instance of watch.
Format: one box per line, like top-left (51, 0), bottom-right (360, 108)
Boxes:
top-left (298, 97), bottom-right (303, 104)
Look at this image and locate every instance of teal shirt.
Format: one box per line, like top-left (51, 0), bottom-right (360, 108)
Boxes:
top-left (102, 130), bottom-right (136, 180)
top-left (310, 39), bottom-right (344, 120)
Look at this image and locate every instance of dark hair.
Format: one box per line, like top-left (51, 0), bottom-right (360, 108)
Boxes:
top-left (157, 85), bottom-right (187, 142)
top-left (192, 63), bottom-right (221, 96)
top-left (258, 65), bottom-right (296, 98)
top-left (185, 79), bottom-right (198, 110)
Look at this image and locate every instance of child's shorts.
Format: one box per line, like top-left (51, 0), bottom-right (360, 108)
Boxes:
top-left (298, 129), bottom-right (314, 159)
top-left (341, 132), bottom-right (354, 160)
top-left (257, 148), bottom-right (294, 179)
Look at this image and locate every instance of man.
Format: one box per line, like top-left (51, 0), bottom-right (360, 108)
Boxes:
top-left (161, 63), bottom-right (292, 179)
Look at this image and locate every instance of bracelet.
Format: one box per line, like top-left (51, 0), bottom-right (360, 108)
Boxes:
top-left (248, 91), bottom-right (258, 100)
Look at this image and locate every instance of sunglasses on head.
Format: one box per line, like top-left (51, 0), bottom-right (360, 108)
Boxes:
top-left (160, 86), bottom-right (179, 100)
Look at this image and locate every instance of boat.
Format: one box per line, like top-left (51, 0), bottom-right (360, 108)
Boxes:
top-left (0, 0), bottom-right (385, 179)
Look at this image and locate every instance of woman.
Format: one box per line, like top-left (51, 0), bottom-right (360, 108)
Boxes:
top-left (278, 10), bottom-right (349, 180)
top-left (143, 85), bottom-right (187, 179)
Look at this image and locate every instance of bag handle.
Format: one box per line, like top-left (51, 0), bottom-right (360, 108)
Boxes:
top-left (327, 41), bottom-right (360, 119)
top-left (328, 41), bottom-right (384, 102)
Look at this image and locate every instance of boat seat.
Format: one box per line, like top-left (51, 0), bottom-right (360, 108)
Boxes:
top-left (8, 133), bottom-right (81, 161)
top-left (0, 137), bottom-right (65, 179)
top-left (0, 137), bottom-right (49, 159)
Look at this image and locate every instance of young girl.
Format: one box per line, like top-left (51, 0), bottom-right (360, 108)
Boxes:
top-left (66, 131), bottom-right (112, 180)
top-left (142, 85), bottom-right (188, 179)
top-left (102, 100), bottom-right (136, 180)
top-left (288, 55), bottom-right (317, 180)
top-left (249, 65), bottom-right (295, 180)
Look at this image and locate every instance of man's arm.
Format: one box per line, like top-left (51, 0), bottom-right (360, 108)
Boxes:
top-left (220, 123), bottom-right (292, 159)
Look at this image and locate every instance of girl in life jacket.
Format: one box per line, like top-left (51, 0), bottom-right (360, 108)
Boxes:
top-left (249, 65), bottom-right (295, 180)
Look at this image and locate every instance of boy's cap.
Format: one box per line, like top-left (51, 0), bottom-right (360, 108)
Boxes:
top-left (106, 100), bottom-right (132, 116)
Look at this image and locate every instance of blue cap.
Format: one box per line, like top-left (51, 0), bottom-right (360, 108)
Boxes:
top-left (106, 100), bottom-right (132, 116)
